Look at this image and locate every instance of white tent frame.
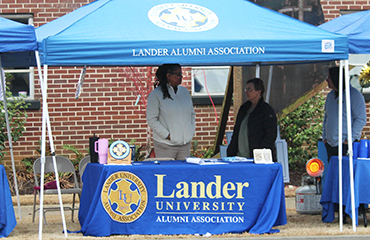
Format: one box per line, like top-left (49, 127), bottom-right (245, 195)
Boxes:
top-left (33, 60), bottom-right (353, 239)
top-left (0, 21), bottom-right (68, 240)
top-left (338, 60), bottom-right (356, 232)
top-left (258, 63), bottom-right (355, 232)
top-left (32, 52), bottom-right (68, 239)
top-left (261, 61), bottom-right (357, 232)
top-left (32, 3), bottom-right (352, 238)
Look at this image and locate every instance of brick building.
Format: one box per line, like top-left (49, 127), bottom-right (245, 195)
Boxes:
top-left (1, 0), bottom-right (370, 168)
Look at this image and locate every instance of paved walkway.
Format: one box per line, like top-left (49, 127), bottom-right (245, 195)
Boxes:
top-left (9, 195), bottom-right (370, 240)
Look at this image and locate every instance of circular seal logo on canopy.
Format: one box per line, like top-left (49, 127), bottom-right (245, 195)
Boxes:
top-left (109, 140), bottom-right (130, 160)
top-left (101, 171), bottom-right (148, 223)
top-left (148, 3), bottom-right (219, 32)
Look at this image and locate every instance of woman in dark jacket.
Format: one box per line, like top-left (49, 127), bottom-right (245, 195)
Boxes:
top-left (227, 78), bottom-right (277, 161)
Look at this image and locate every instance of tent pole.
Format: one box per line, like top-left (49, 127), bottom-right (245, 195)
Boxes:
top-left (344, 60), bottom-right (356, 231)
top-left (255, 64), bottom-right (260, 78)
top-left (0, 59), bottom-right (22, 219)
top-left (35, 53), bottom-right (68, 238)
top-left (338, 61), bottom-right (343, 232)
top-left (37, 58), bottom-right (47, 240)
top-left (266, 65), bottom-right (273, 103)
top-left (46, 108), bottom-right (68, 238)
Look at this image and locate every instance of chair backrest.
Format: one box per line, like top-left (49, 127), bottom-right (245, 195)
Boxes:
top-left (33, 156), bottom-right (79, 188)
top-left (79, 156), bottom-right (91, 180)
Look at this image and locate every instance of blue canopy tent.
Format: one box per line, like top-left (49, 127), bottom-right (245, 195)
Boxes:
top-left (0, 17), bottom-right (37, 68)
top-left (35, 0), bottom-right (348, 66)
top-left (0, 17), bottom-right (36, 53)
top-left (34, 0), bottom-right (350, 238)
top-left (0, 17), bottom-right (38, 222)
top-left (319, 10), bottom-right (370, 232)
top-left (320, 10), bottom-right (370, 54)
top-left (319, 10), bottom-right (370, 89)
top-left (1, 17), bottom-right (70, 239)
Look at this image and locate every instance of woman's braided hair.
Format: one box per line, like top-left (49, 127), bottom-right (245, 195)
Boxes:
top-left (154, 64), bottom-right (181, 100)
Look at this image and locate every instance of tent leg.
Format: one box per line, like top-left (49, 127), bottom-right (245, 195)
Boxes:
top-left (338, 60), bottom-right (356, 232)
top-left (344, 60), bottom-right (356, 232)
top-left (0, 62), bottom-right (22, 219)
top-left (338, 61), bottom-right (344, 232)
top-left (36, 55), bottom-right (68, 239)
top-left (266, 65), bottom-right (273, 103)
top-left (255, 63), bottom-right (260, 78)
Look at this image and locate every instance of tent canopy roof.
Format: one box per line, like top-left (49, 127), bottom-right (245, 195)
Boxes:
top-left (319, 10), bottom-right (370, 54)
top-left (0, 17), bottom-right (37, 53)
top-left (36, 0), bottom-right (348, 67)
top-left (0, 17), bottom-right (37, 68)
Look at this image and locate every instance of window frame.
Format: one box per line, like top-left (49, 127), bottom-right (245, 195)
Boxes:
top-left (3, 68), bottom-right (35, 100)
top-left (191, 66), bottom-right (230, 97)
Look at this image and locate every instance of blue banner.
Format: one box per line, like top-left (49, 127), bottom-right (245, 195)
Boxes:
top-left (79, 161), bottom-right (286, 236)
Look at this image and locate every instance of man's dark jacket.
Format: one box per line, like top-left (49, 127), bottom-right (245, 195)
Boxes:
top-left (227, 97), bottom-right (278, 161)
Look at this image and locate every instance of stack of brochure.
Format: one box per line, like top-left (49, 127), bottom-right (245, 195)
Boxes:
top-left (185, 157), bottom-right (228, 165)
top-left (222, 156), bottom-right (253, 162)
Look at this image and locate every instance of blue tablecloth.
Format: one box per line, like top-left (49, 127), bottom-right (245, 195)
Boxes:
top-left (0, 165), bottom-right (17, 237)
top-left (321, 156), bottom-right (370, 225)
top-left (78, 161), bottom-right (286, 236)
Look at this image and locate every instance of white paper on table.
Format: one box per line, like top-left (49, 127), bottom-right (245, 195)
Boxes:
top-left (253, 149), bottom-right (273, 164)
top-left (222, 156), bottom-right (253, 162)
top-left (199, 161), bottom-right (228, 165)
top-left (186, 157), bottom-right (204, 164)
top-left (106, 163), bottom-right (132, 166)
top-left (186, 157), bottom-right (228, 165)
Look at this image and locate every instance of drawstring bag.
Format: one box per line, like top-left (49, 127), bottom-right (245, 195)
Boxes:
top-left (33, 181), bottom-right (58, 193)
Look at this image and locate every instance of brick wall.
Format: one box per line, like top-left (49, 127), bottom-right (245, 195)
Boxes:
top-left (321, 1), bottom-right (370, 20)
top-left (1, 0), bottom-right (370, 168)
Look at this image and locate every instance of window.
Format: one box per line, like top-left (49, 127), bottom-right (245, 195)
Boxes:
top-left (1, 13), bottom-right (35, 100)
top-left (191, 66), bottom-right (230, 96)
top-left (4, 68), bottom-right (35, 99)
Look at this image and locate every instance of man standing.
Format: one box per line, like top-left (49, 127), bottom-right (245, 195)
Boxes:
top-left (322, 67), bottom-right (367, 162)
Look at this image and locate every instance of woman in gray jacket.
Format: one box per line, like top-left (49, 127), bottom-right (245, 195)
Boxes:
top-left (147, 64), bottom-right (196, 160)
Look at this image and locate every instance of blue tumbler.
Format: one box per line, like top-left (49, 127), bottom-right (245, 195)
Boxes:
top-left (353, 141), bottom-right (360, 159)
top-left (359, 139), bottom-right (368, 158)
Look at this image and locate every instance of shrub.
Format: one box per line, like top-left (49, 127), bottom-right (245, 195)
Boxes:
top-left (62, 144), bottom-right (87, 170)
top-left (0, 81), bottom-right (29, 162)
top-left (279, 93), bottom-right (325, 171)
top-left (191, 140), bottom-right (214, 158)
